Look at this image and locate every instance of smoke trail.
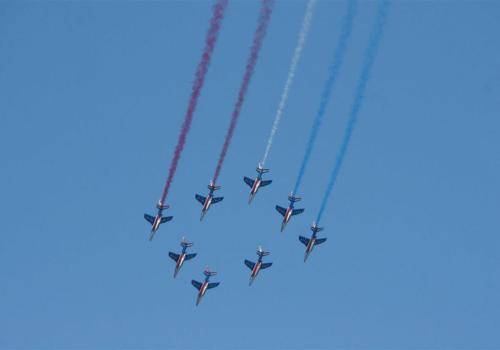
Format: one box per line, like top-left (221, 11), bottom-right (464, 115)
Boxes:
top-left (293, 0), bottom-right (357, 194)
top-left (213, 0), bottom-right (274, 183)
top-left (160, 0), bottom-right (228, 203)
top-left (260, 0), bottom-right (316, 166)
top-left (316, 0), bottom-right (390, 223)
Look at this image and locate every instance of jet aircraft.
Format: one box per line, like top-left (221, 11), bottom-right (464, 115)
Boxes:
top-left (244, 246), bottom-right (272, 286)
top-left (243, 164), bottom-right (272, 204)
top-left (168, 238), bottom-right (197, 278)
top-left (195, 181), bottom-right (223, 221)
top-left (275, 193), bottom-right (304, 232)
top-left (144, 200), bottom-right (173, 241)
top-left (191, 268), bottom-right (220, 306)
top-left (299, 222), bottom-right (327, 262)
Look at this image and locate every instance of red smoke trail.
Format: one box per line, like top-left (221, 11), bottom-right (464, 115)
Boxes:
top-left (213, 0), bottom-right (274, 183)
top-left (161, 0), bottom-right (228, 203)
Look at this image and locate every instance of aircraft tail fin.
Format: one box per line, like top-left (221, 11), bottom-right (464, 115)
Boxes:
top-left (181, 240), bottom-right (193, 248)
top-left (256, 165), bottom-right (269, 174)
top-left (208, 181), bottom-right (221, 191)
top-left (288, 194), bottom-right (301, 202)
top-left (204, 269), bottom-right (217, 277)
top-left (257, 248), bottom-right (270, 257)
top-left (156, 201), bottom-right (170, 210)
top-left (311, 222), bottom-right (324, 232)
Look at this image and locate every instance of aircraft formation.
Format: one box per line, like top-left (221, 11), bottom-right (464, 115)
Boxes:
top-left (144, 180), bottom-right (326, 306)
top-left (142, 0), bottom-right (389, 306)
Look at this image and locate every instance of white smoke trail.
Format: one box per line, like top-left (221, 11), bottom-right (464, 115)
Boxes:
top-left (260, 0), bottom-right (316, 166)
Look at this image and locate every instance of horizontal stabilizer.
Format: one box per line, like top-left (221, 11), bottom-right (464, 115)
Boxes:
top-left (168, 252), bottom-right (179, 261)
top-left (207, 282), bottom-right (220, 289)
top-left (144, 214), bottom-right (155, 224)
top-left (181, 241), bottom-right (193, 248)
top-left (243, 176), bottom-right (255, 188)
top-left (208, 183), bottom-right (221, 191)
top-left (299, 236), bottom-right (310, 246)
top-left (261, 262), bottom-right (272, 269)
top-left (195, 194), bottom-right (206, 205)
top-left (212, 196), bottom-right (224, 204)
top-left (156, 203), bottom-right (170, 210)
top-left (315, 238), bottom-right (327, 245)
top-left (160, 216), bottom-right (173, 224)
top-left (244, 260), bottom-right (255, 270)
top-left (185, 253), bottom-right (197, 260)
top-left (261, 179), bottom-right (272, 187)
top-left (292, 208), bottom-right (304, 216)
top-left (191, 280), bottom-right (202, 291)
top-left (275, 206), bottom-right (287, 216)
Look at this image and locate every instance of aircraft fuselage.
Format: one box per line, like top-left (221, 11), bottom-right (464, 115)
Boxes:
top-left (196, 282), bottom-right (209, 305)
top-left (251, 177), bottom-right (262, 195)
top-left (202, 196), bottom-right (213, 212)
top-left (152, 215), bottom-right (162, 233)
top-left (174, 252), bottom-right (187, 277)
top-left (285, 207), bottom-right (294, 223)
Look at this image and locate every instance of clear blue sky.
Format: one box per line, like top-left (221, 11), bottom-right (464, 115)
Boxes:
top-left (1, 1), bottom-right (499, 349)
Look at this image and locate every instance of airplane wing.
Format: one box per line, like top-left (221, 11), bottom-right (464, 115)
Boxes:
top-left (314, 238), bottom-right (327, 245)
top-left (144, 214), bottom-right (155, 224)
top-left (244, 259), bottom-right (255, 270)
top-left (260, 179), bottom-right (272, 187)
top-left (185, 253), bottom-right (197, 260)
top-left (191, 280), bottom-right (202, 290)
top-left (243, 176), bottom-right (255, 188)
top-left (212, 196), bottom-right (224, 204)
top-left (292, 208), bottom-right (305, 216)
top-left (161, 216), bottom-right (173, 224)
top-left (261, 262), bottom-right (273, 269)
top-left (207, 282), bottom-right (220, 289)
top-left (275, 206), bottom-right (287, 216)
top-left (195, 194), bottom-right (206, 205)
top-left (168, 252), bottom-right (179, 261)
top-left (299, 235), bottom-right (310, 246)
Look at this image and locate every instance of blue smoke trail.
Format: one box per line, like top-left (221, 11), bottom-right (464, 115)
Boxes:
top-left (293, 0), bottom-right (357, 195)
top-left (316, 0), bottom-right (390, 223)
